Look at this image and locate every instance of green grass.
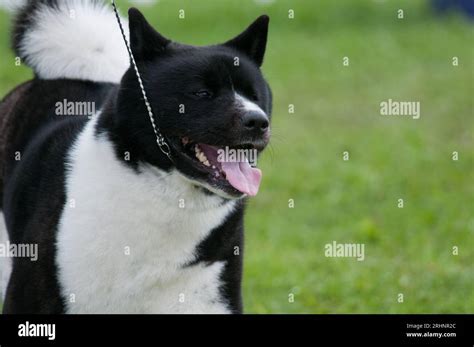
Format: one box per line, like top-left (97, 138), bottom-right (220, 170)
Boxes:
top-left (0, 0), bottom-right (473, 313)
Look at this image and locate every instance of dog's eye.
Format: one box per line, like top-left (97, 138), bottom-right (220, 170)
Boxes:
top-left (193, 90), bottom-right (212, 98)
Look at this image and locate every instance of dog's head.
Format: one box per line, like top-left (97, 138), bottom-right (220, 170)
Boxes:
top-left (115, 8), bottom-right (272, 199)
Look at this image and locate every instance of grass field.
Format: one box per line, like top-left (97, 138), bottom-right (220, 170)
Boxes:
top-left (0, 0), bottom-right (473, 313)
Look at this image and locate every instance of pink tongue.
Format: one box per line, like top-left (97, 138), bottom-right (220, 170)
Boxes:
top-left (221, 161), bottom-right (262, 196)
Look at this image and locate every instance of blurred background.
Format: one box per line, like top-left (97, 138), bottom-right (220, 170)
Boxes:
top-left (0, 0), bottom-right (472, 313)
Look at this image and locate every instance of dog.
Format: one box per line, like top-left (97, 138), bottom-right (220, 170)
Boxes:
top-left (0, 0), bottom-right (272, 313)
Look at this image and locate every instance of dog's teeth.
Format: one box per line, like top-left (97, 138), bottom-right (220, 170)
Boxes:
top-left (196, 151), bottom-right (208, 164)
top-left (193, 144), bottom-right (211, 165)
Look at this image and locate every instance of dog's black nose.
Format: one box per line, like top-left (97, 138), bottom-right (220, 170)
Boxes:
top-left (242, 111), bottom-right (269, 134)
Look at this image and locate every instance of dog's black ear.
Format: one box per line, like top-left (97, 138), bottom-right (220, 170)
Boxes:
top-left (128, 8), bottom-right (170, 61)
top-left (224, 15), bottom-right (269, 67)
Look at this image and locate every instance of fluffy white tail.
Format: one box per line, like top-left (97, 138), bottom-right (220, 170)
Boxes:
top-left (0, 0), bottom-right (27, 11)
top-left (11, 0), bottom-right (130, 83)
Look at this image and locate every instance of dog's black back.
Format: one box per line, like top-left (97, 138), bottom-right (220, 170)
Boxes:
top-left (0, 0), bottom-right (271, 314)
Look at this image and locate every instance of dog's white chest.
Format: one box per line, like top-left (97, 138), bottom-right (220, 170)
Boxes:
top-left (56, 119), bottom-right (235, 313)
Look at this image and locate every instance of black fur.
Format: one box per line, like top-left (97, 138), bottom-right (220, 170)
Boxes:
top-left (191, 203), bottom-right (246, 313)
top-left (97, 10), bottom-right (272, 198)
top-left (1, 3), bottom-right (272, 313)
top-left (1, 80), bottom-right (114, 313)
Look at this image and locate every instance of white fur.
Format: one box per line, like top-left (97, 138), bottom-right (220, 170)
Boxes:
top-left (19, 0), bottom-right (129, 83)
top-left (235, 93), bottom-right (267, 116)
top-left (0, 0), bottom-right (27, 11)
top-left (57, 115), bottom-right (236, 313)
top-left (0, 212), bottom-right (11, 302)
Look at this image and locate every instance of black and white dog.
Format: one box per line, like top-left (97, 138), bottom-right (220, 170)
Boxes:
top-left (0, 0), bottom-right (272, 313)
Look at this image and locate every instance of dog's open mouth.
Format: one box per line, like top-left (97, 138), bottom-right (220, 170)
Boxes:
top-left (178, 137), bottom-right (262, 197)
